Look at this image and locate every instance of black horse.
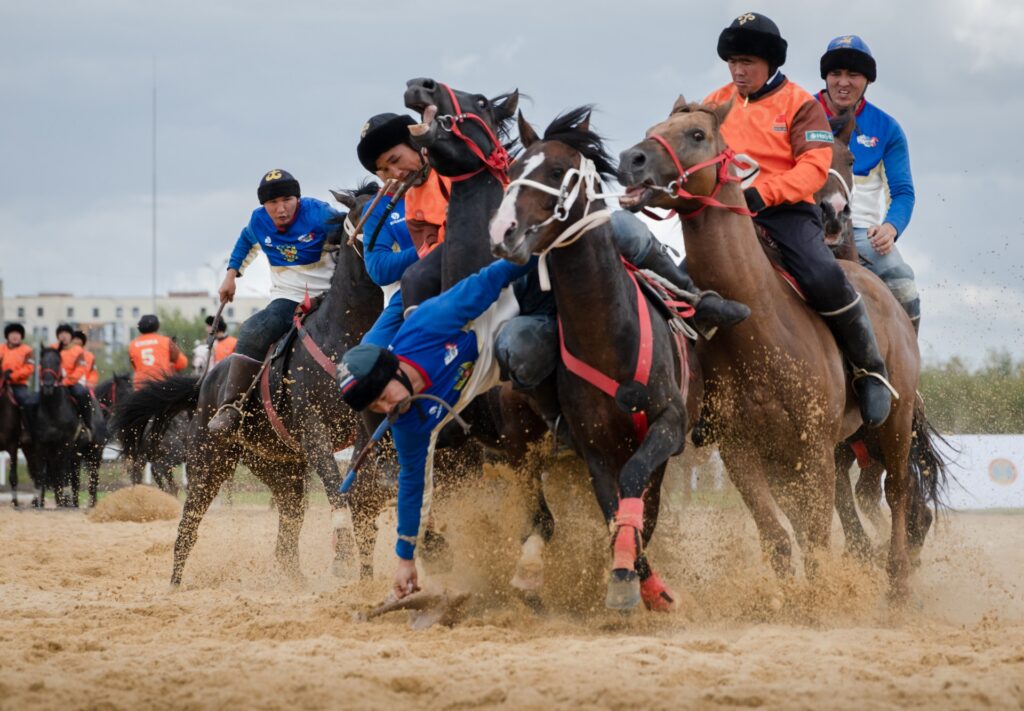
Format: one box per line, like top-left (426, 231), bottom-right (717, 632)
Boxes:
top-left (0, 370), bottom-right (24, 506)
top-left (114, 185), bottom-right (388, 585)
top-left (490, 108), bottom-right (703, 610)
top-left (33, 348), bottom-right (81, 507)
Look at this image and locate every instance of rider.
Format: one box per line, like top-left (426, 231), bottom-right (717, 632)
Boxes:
top-left (337, 257), bottom-right (534, 599)
top-left (816, 35), bottom-right (920, 333)
top-left (703, 12), bottom-right (893, 427)
top-left (71, 330), bottom-right (99, 387)
top-left (206, 315), bottom-right (238, 367)
top-left (1, 323), bottom-right (35, 406)
top-left (356, 112), bottom-right (450, 346)
top-left (208, 169), bottom-right (344, 435)
top-left (50, 323), bottom-right (95, 426)
top-left (127, 315), bottom-right (188, 390)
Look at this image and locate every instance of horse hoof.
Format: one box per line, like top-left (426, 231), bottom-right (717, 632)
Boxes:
top-left (605, 569), bottom-right (641, 610)
top-left (510, 566), bottom-right (544, 592)
top-left (640, 573), bottom-right (678, 613)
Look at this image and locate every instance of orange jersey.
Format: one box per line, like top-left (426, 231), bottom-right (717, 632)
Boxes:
top-left (404, 169), bottom-right (450, 256)
top-left (212, 335), bottom-right (237, 365)
top-left (0, 343), bottom-right (35, 385)
top-left (48, 342), bottom-right (88, 386)
top-left (703, 78), bottom-right (833, 207)
top-left (82, 349), bottom-right (100, 386)
top-left (128, 333), bottom-right (187, 388)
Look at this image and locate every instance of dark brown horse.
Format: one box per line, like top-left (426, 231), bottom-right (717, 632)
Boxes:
top-left (114, 185), bottom-right (388, 585)
top-left (618, 100), bottom-right (942, 601)
top-left (0, 371), bottom-right (23, 506)
top-left (33, 348), bottom-right (80, 507)
top-left (490, 108), bottom-right (703, 611)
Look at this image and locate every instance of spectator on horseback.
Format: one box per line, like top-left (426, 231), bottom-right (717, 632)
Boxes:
top-left (206, 315), bottom-right (237, 367)
top-left (816, 35), bottom-right (920, 333)
top-left (208, 169), bottom-right (343, 435)
top-left (128, 315), bottom-right (187, 390)
top-left (337, 257), bottom-right (535, 599)
top-left (1, 323), bottom-right (36, 406)
top-left (50, 323), bottom-right (96, 428)
top-left (356, 112), bottom-right (450, 346)
top-left (71, 330), bottom-right (99, 387)
top-left (704, 12), bottom-right (893, 427)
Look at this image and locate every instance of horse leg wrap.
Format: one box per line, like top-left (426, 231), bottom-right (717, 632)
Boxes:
top-left (640, 569), bottom-right (677, 612)
top-left (612, 497), bottom-right (645, 571)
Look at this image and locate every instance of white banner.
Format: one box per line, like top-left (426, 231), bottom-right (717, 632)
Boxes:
top-left (937, 434), bottom-right (1024, 509)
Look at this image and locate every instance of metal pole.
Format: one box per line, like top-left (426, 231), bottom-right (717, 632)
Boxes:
top-left (151, 57), bottom-right (157, 313)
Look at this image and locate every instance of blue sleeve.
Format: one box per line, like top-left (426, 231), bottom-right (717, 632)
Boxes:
top-left (228, 226), bottom-right (258, 272)
top-left (882, 123), bottom-right (915, 238)
top-left (403, 258), bottom-right (535, 337)
top-left (392, 424), bottom-right (433, 560)
top-left (363, 205), bottom-right (419, 286)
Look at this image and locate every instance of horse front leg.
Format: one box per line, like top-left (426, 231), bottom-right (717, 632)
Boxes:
top-left (8, 447), bottom-right (18, 508)
top-left (833, 443), bottom-right (873, 560)
top-left (258, 461), bottom-right (307, 580)
top-left (171, 453), bottom-right (236, 587)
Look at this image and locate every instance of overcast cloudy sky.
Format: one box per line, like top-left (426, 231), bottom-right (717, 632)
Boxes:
top-left (1, 0), bottom-right (1020, 364)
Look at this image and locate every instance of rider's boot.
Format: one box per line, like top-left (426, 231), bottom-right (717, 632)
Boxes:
top-left (207, 354), bottom-right (262, 436)
top-left (636, 240), bottom-right (751, 337)
top-left (822, 296), bottom-right (895, 428)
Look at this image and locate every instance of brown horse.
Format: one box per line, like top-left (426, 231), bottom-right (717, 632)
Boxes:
top-left (618, 99), bottom-right (936, 601)
top-left (490, 108), bottom-right (703, 611)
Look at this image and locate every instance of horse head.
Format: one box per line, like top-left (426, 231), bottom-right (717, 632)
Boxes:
top-left (818, 115), bottom-right (856, 248)
top-left (39, 347), bottom-right (63, 396)
top-left (403, 77), bottom-right (518, 182)
top-left (489, 107), bottom-right (617, 264)
top-left (328, 179), bottom-right (382, 249)
top-left (618, 97), bottom-right (737, 215)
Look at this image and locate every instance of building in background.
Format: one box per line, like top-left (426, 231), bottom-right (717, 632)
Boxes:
top-left (1, 290), bottom-right (265, 352)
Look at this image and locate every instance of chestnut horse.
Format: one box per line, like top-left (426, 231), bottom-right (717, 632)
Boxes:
top-left (619, 100), bottom-right (937, 600)
top-left (490, 108), bottom-right (703, 611)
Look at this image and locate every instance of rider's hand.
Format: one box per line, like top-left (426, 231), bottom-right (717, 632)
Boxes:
top-left (867, 223), bottom-right (897, 256)
top-left (743, 187), bottom-right (767, 213)
top-left (218, 270), bottom-right (237, 304)
top-left (393, 558), bottom-right (419, 600)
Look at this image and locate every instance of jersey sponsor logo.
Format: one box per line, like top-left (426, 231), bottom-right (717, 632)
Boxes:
top-left (277, 245), bottom-right (299, 262)
top-left (443, 342), bottom-right (459, 365)
top-left (856, 134), bottom-right (879, 148)
top-left (805, 130), bottom-right (835, 143)
top-left (297, 231), bottom-right (314, 243)
top-left (453, 361), bottom-right (474, 392)
top-left (264, 236), bottom-right (273, 245)
top-left (772, 112), bottom-right (787, 132)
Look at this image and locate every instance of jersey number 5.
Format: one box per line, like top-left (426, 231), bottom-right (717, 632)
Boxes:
top-left (140, 348), bottom-right (156, 366)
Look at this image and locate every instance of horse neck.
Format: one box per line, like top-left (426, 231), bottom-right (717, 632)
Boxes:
top-left (443, 172), bottom-right (503, 286)
top-left (308, 244), bottom-right (381, 354)
top-left (548, 218), bottom-right (639, 374)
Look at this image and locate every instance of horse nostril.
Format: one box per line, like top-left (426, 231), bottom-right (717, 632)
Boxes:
top-left (422, 78), bottom-right (436, 90)
top-left (630, 151), bottom-right (647, 168)
top-left (504, 222), bottom-right (517, 239)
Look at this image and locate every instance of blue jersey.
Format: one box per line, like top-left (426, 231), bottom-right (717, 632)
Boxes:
top-left (817, 92), bottom-right (915, 237)
top-left (228, 197), bottom-right (342, 301)
top-left (384, 258), bottom-right (532, 559)
top-left (362, 197), bottom-right (419, 289)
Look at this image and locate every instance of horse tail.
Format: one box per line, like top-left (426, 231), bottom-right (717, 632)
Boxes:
top-left (111, 375), bottom-right (200, 459)
top-left (908, 398), bottom-right (952, 514)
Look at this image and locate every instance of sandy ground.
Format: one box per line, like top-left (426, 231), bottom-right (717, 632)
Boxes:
top-left (1, 462), bottom-right (1022, 711)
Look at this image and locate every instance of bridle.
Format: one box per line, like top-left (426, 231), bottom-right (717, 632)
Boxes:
top-left (642, 133), bottom-right (757, 220)
top-left (434, 83), bottom-right (511, 185)
top-left (826, 166), bottom-right (855, 204)
top-left (504, 152), bottom-right (619, 290)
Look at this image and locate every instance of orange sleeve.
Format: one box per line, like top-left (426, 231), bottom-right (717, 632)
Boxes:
top-left (169, 339), bottom-right (187, 372)
top-left (756, 99), bottom-right (831, 207)
top-left (64, 346), bottom-right (89, 385)
top-left (174, 352), bottom-right (187, 372)
top-left (13, 354), bottom-right (35, 383)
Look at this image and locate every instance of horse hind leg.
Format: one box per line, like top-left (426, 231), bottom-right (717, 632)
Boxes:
top-left (720, 448), bottom-right (794, 578)
top-left (171, 454), bottom-right (235, 587)
top-left (877, 406), bottom-right (915, 604)
top-left (834, 443), bottom-right (873, 560)
top-left (9, 448), bottom-right (18, 507)
top-left (635, 464), bottom-right (679, 612)
top-left (257, 462), bottom-right (306, 581)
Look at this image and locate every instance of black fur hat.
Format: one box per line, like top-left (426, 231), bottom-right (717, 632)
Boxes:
top-left (717, 12), bottom-right (788, 71)
top-left (257, 169), bottom-right (301, 205)
top-left (337, 343), bottom-right (401, 412)
top-left (56, 323), bottom-right (74, 337)
top-left (72, 329), bottom-right (87, 344)
top-left (357, 113), bottom-right (417, 173)
top-left (137, 314), bottom-right (160, 334)
top-left (4, 323), bottom-right (25, 339)
top-left (205, 314), bottom-right (227, 333)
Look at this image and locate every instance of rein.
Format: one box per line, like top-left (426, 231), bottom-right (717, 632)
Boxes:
top-left (643, 134), bottom-right (756, 220)
top-left (435, 83), bottom-right (511, 185)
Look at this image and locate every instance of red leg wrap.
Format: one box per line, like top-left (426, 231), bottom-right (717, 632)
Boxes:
top-left (640, 570), bottom-right (677, 612)
top-left (612, 498), bottom-right (645, 571)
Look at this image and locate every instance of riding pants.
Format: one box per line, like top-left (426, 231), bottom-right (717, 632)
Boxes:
top-left (235, 298), bottom-right (299, 360)
top-left (852, 227), bottom-right (921, 325)
top-left (11, 383), bottom-right (36, 407)
top-left (755, 203), bottom-right (857, 314)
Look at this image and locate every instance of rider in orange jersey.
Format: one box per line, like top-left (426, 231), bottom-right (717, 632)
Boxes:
top-left (49, 323), bottom-right (96, 427)
top-left (1, 323), bottom-right (35, 406)
top-left (71, 330), bottom-right (100, 387)
top-left (127, 315), bottom-right (187, 390)
top-left (207, 316), bottom-right (237, 366)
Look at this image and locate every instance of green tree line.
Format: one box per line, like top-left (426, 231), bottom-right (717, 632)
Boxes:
top-left (919, 350), bottom-right (1024, 434)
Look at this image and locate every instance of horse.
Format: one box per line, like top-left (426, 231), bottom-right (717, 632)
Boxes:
top-left (113, 184), bottom-right (388, 586)
top-left (61, 372), bottom-right (130, 507)
top-left (32, 347), bottom-right (81, 507)
top-left (0, 370), bottom-right (23, 506)
top-left (490, 107), bottom-right (703, 611)
top-left (618, 99), bottom-right (944, 601)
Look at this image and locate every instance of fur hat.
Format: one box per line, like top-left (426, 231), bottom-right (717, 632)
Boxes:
top-left (357, 113), bottom-right (417, 173)
top-left (257, 169), bottom-right (301, 205)
top-left (820, 35), bottom-right (876, 82)
top-left (137, 314), bottom-right (160, 334)
top-left (56, 323), bottom-right (74, 337)
top-left (337, 343), bottom-right (401, 412)
top-left (717, 12), bottom-right (788, 71)
top-left (72, 329), bottom-right (88, 344)
top-left (205, 314), bottom-right (228, 333)
top-left (4, 323), bottom-right (25, 339)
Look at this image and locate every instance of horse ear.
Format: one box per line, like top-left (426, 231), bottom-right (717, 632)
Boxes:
top-left (494, 90), bottom-right (519, 121)
top-left (518, 110), bottom-right (539, 148)
top-left (670, 94), bottom-right (688, 114)
top-left (330, 189), bottom-right (357, 210)
top-left (577, 111), bottom-right (591, 133)
top-left (712, 98), bottom-right (734, 125)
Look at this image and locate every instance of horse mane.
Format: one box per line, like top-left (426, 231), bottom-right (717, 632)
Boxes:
top-left (353, 179), bottom-right (381, 199)
top-left (829, 114), bottom-right (852, 134)
top-left (491, 90), bottom-right (522, 159)
top-left (542, 106), bottom-right (617, 180)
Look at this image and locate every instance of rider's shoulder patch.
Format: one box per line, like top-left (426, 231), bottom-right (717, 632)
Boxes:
top-left (805, 130), bottom-right (835, 144)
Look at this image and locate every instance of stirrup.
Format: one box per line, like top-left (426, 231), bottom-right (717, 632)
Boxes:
top-left (210, 399), bottom-right (246, 433)
top-left (851, 368), bottom-right (900, 400)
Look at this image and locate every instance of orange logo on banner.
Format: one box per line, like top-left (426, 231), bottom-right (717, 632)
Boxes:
top-left (988, 458), bottom-right (1018, 486)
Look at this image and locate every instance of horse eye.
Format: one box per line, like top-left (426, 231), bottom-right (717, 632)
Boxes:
top-left (692, 130), bottom-right (705, 142)
top-left (551, 168), bottom-right (564, 179)
top-left (848, 157), bottom-right (855, 167)
top-left (476, 96), bottom-right (489, 108)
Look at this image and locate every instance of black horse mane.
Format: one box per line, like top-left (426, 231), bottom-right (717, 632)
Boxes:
top-left (542, 106), bottom-right (617, 181)
top-left (829, 114), bottom-right (852, 135)
top-left (353, 178), bottom-right (381, 199)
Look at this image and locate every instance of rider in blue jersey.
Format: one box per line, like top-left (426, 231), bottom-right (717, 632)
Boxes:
top-left (816, 35), bottom-right (920, 332)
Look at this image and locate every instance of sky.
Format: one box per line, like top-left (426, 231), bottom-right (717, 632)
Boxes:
top-left (1, 0), bottom-right (1021, 365)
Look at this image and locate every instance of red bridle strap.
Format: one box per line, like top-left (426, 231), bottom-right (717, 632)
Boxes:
top-left (644, 133), bottom-right (756, 220)
top-left (439, 83), bottom-right (510, 186)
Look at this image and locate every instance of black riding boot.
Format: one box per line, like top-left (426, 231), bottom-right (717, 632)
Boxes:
top-left (637, 241), bottom-right (751, 337)
top-left (822, 297), bottom-right (894, 428)
top-left (208, 354), bottom-right (263, 436)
